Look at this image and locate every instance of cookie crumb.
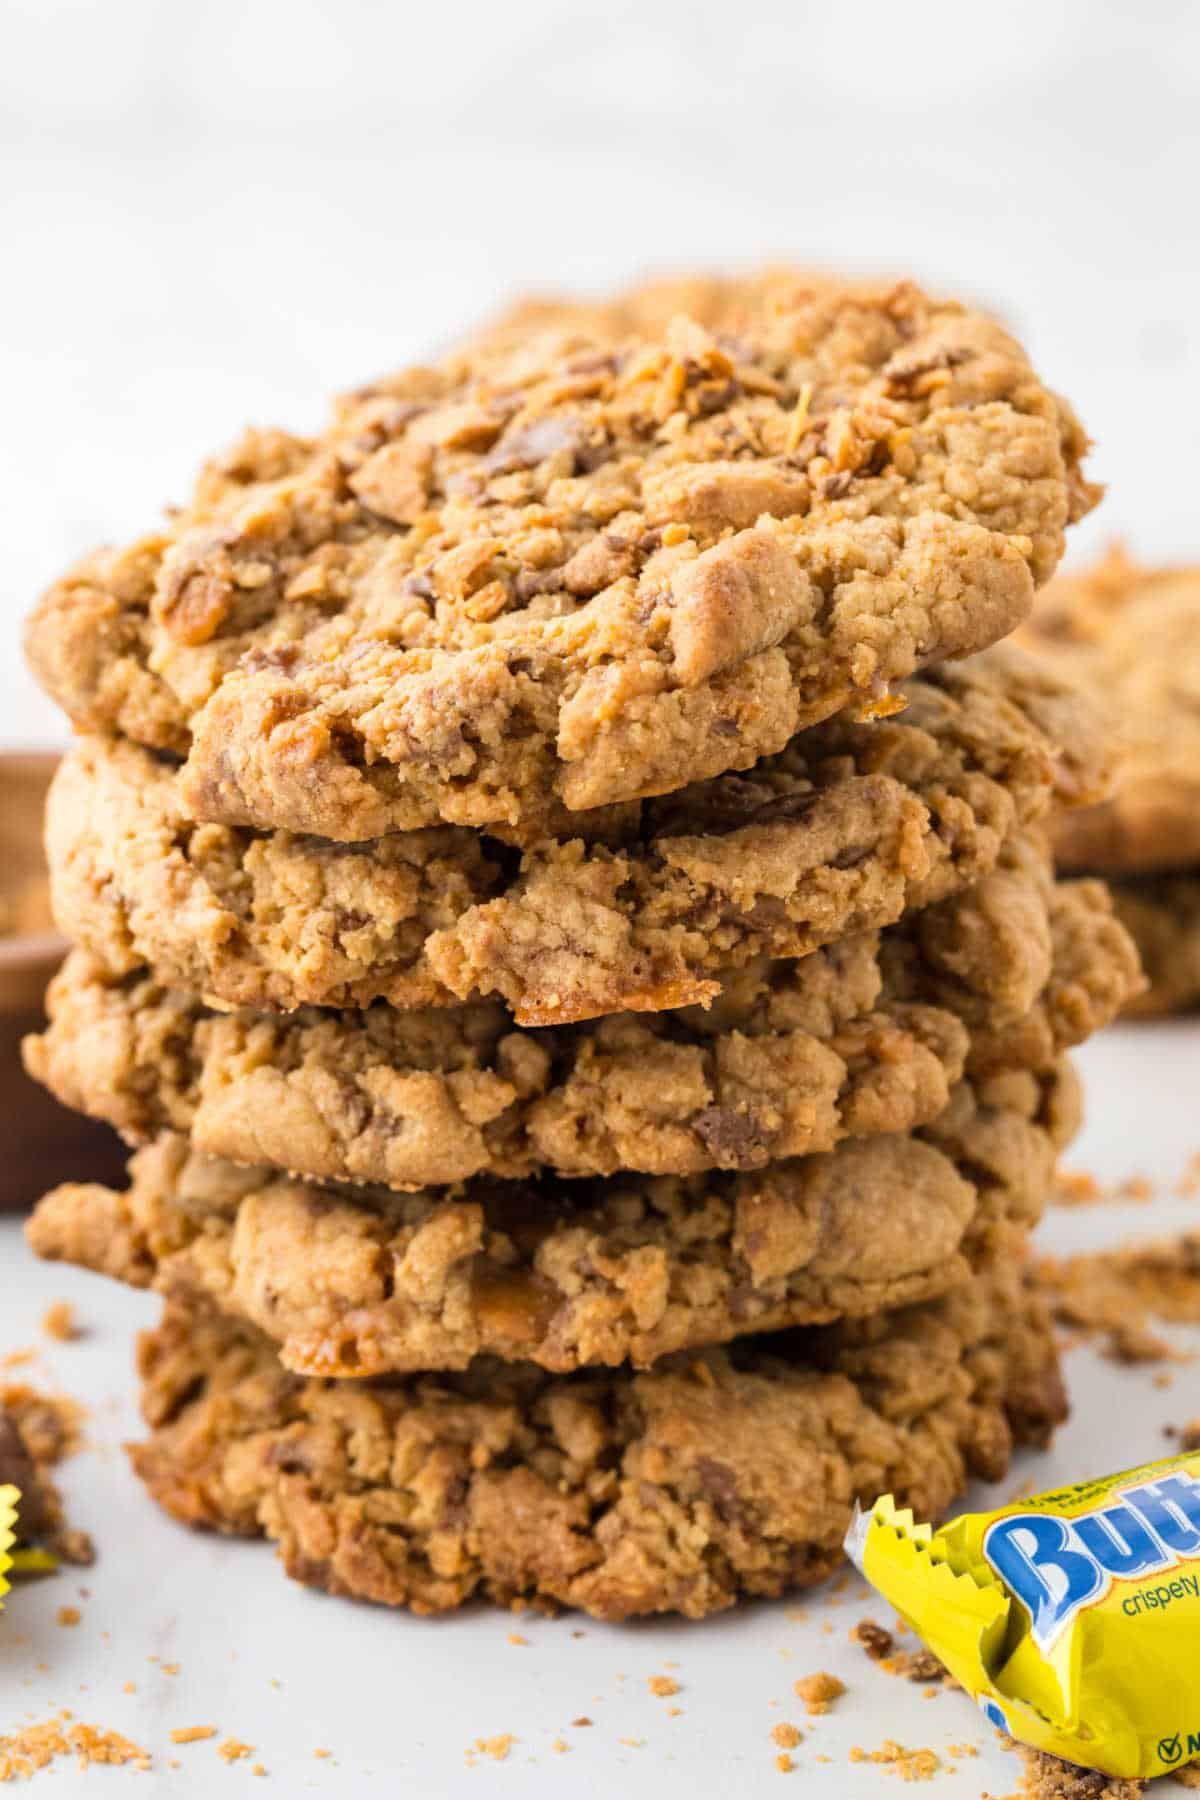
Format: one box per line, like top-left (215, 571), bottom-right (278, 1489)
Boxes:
top-left (851, 1619), bottom-right (895, 1660)
top-left (41, 1303), bottom-right (81, 1342)
top-left (56, 1606), bottom-right (81, 1628)
top-left (551, 1739), bottom-right (569, 1754)
top-left (881, 1648), bottom-right (950, 1685)
top-left (775, 1752), bottom-right (795, 1773)
top-left (850, 1740), bottom-right (942, 1780)
top-left (1053, 1169), bottom-right (1102, 1206)
top-left (219, 1738), bottom-right (254, 1763)
top-left (1008, 1742), bottom-right (1146, 1798)
top-left (507, 1633), bottom-right (528, 1646)
top-left (313, 1748), bottom-right (331, 1759)
top-left (1176, 1153), bottom-right (1200, 1201)
top-left (794, 1672), bottom-right (845, 1715)
top-left (171, 1725), bottom-right (217, 1745)
top-left (473, 1735), bottom-right (514, 1762)
top-left (648, 1676), bottom-right (679, 1698)
top-left (1039, 1233), bottom-right (1200, 1364)
top-left (571, 1717), bottom-right (593, 1728)
top-left (772, 1723), bottom-right (803, 1749)
top-left (0, 1714), bottom-right (151, 1780)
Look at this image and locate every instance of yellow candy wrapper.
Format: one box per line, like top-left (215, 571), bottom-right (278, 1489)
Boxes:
top-left (846, 1450), bottom-right (1200, 1781)
top-left (0, 1484), bottom-right (16, 1607)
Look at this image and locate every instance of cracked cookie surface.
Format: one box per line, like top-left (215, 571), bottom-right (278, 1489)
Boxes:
top-left (127, 1260), bottom-right (1067, 1620)
top-left (29, 1066), bottom-right (1072, 1376)
top-left (26, 280), bottom-right (1095, 841)
top-left (43, 646), bottom-right (1114, 1025)
top-left (24, 845), bottom-right (1138, 1188)
top-left (1022, 548), bottom-right (1200, 873)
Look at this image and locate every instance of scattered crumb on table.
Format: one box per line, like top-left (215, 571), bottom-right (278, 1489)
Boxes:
top-left (850, 1739), bottom-right (942, 1781)
top-left (40, 1303), bottom-right (81, 1343)
top-left (793, 1672), bottom-right (846, 1715)
top-left (0, 1714), bottom-right (151, 1780)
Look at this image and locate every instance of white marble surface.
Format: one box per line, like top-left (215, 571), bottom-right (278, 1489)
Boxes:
top-left (4, 0), bottom-right (1200, 743)
top-left (2, 1022), bottom-right (1199, 1795)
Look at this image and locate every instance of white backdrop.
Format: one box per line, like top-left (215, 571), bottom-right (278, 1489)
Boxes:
top-left (3, 0), bottom-right (1199, 744)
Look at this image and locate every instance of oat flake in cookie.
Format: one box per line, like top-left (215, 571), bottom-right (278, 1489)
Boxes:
top-left (26, 280), bottom-right (1097, 840)
top-left (127, 1263), bottom-right (1066, 1620)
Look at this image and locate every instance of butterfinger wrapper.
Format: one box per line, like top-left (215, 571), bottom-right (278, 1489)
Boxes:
top-left (846, 1450), bottom-right (1200, 1780)
top-left (0, 1484), bottom-right (16, 1606)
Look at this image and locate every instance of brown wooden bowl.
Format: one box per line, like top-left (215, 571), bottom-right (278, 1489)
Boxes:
top-left (0, 751), bottom-right (126, 1210)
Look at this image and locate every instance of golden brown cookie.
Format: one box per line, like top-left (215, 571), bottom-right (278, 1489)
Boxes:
top-left (42, 646), bottom-right (1115, 1025)
top-left (1022, 548), bottom-right (1200, 874)
top-left (29, 1066), bottom-right (1070, 1376)
top-left (24, 850), bottom-right (1138, 1188)
top-left (1109, 874), bottom-right (1200, 1017)
top-left (127, 1259), bottom-right (1066, 1620)
top-left (462, 268), bottom-right (864, 356)
top-left (26, 281), bottom-right (1095, 841)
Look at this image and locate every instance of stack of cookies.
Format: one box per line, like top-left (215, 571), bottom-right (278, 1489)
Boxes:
top-left (21, 278), bottom-right (1142, 1619)
top-left (1021, 547), bottom-right (1200, 1016)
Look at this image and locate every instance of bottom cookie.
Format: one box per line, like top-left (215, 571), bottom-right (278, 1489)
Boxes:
top-left (1111, 873), bottom-right (1200, 1017)
top-left (129, 1261), bottom-right (1065, 1622)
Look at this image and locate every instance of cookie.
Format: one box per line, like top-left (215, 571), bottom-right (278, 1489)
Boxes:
top-left (878, 858), bottom-right (1143, 1078)
top-left (1021, 548), bottom-right (1200, 873)
top-left (24, 850), bottom-right (1137, 1189)
top-left (28, 1066), bottom-right (1069, 1376)
top-left (127, 1260), bottom-right (1066, 1620)
top-left (23, 942), bottom-right (970, 1186)
top-left (1109, 875), bottom-right (1200, 1018)
top-left (26, 281), bottom-right (1096, 841)
top-left (463, 269), bottom-right (866, 357)
top-left (43, 646), bottom-right (1114, 1025)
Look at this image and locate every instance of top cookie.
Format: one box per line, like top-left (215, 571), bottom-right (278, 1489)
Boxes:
top-left (26, 279), bottom-right (1096, 840)
top-left (1022, 548), bottom-right (1200, 873)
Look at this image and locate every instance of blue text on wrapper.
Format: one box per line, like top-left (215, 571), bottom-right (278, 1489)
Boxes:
top-left (983, 1472), bottom-right (1200, 1651)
